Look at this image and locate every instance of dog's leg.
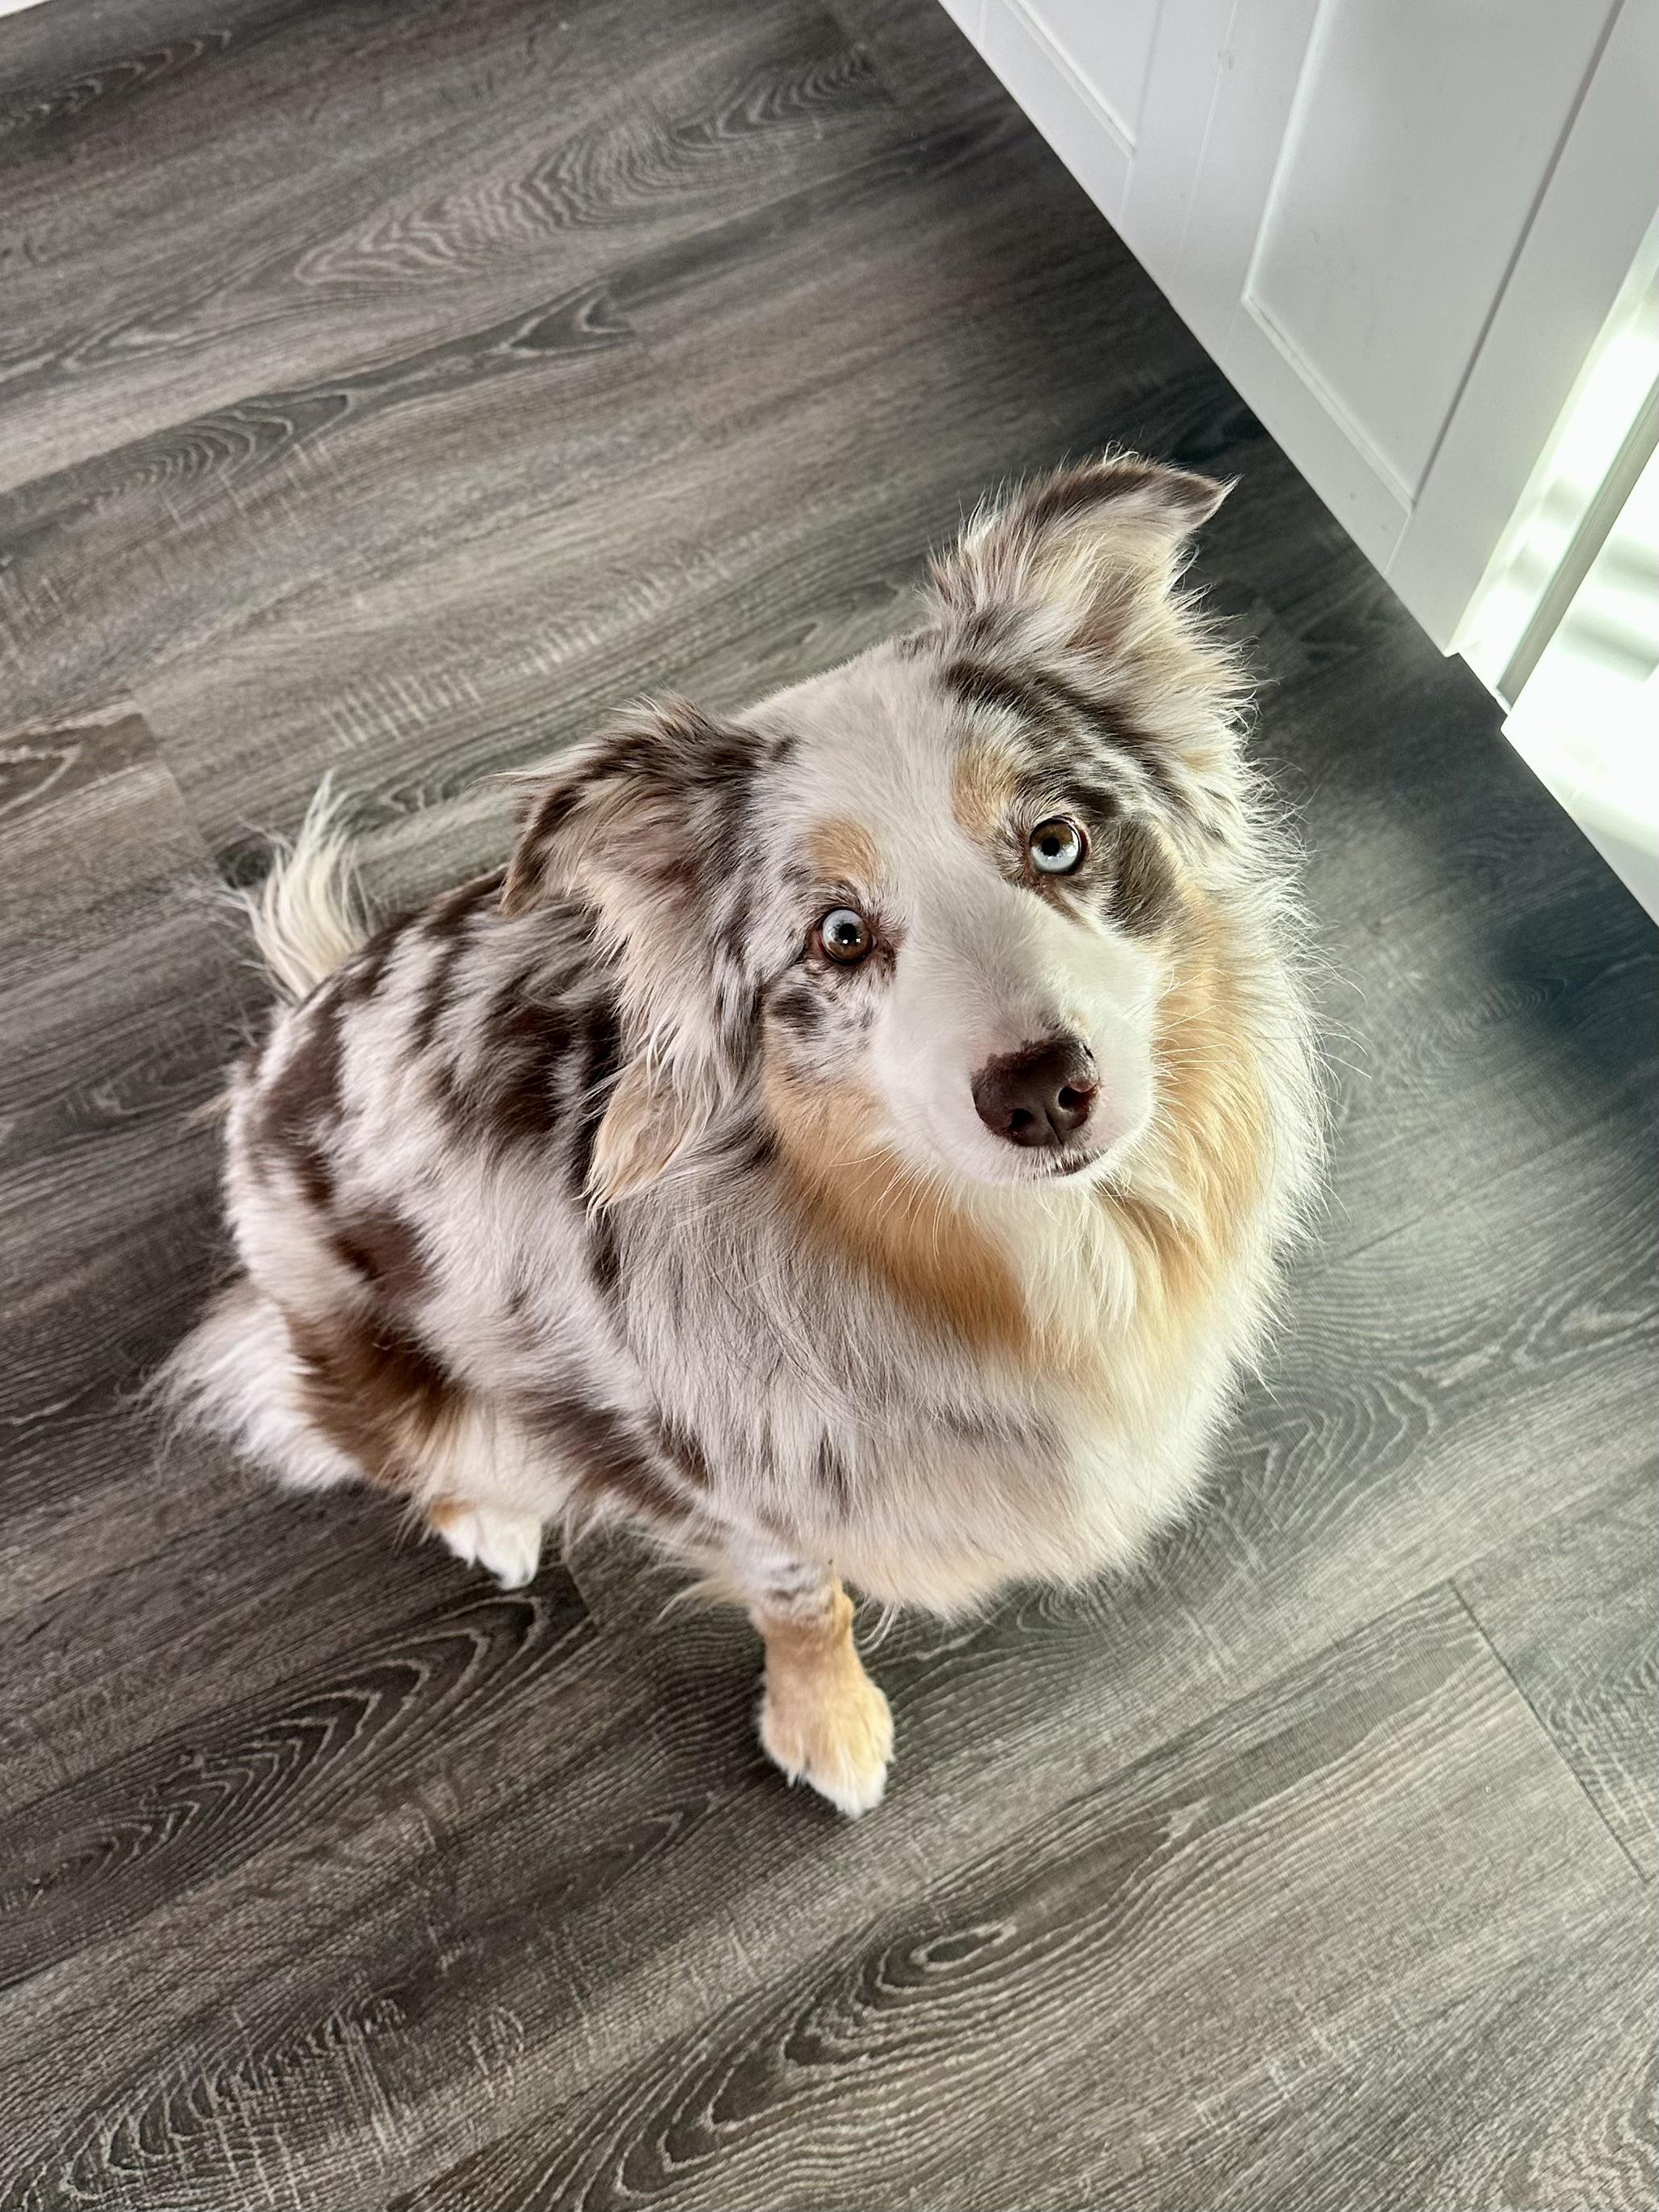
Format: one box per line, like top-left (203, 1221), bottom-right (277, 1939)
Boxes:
top-left (428, 1499), bottom-right (543, 1590)
top-left (744, 1556), bottom-right (893, 1817)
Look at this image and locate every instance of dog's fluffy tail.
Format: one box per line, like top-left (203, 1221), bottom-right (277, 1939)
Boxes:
top-left (238, 774), bottom-right (370, 1002)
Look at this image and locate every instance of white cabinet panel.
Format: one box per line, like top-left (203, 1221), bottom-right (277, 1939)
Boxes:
top-left (1244, 0), bottom-right (1617, 499)
top-left (979, 0), bottom-right (1137, 224)
top-left (1389, 0), bottom-right (1659, 643)
top-left (955, 0), bottom-right (1659, 647)
top-left (1018, 0), bottom-right (1161, 144)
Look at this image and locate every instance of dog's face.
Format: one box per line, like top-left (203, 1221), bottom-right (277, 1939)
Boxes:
top-left (504, 455), bottom-right (1247, 1202)
top-left (748, 648), bottom-right (1171, 1187)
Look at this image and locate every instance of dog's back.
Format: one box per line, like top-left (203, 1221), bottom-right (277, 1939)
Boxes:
top-left (163, 797), bottom-right (677, 1585)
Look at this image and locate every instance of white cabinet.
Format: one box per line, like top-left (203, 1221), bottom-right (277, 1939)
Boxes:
top-left (951, 0), bottom-right (1659, 650)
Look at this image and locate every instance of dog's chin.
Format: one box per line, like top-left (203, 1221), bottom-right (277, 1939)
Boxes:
top-left (987, 1140), bottom-right (1120, 1189)
top-left (1034, 1146), bottom-right (1105, 1181)
top-left (911, 1128), bottom-right (1132, 1194)
top-left (991, 1107), bottom-right (1154, 1190)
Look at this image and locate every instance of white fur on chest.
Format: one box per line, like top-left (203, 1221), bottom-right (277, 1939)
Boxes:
top-left (631, 1174), bottom-right (1256, 1613)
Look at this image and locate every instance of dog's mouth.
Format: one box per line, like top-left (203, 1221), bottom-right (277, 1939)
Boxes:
top-left (1027, 1119), bottom-right (1149, 1184)
top-left (1037, 1146), bottom-right (1101, 1180)
top-left (969, 1140), bottom-right (1104, 1186)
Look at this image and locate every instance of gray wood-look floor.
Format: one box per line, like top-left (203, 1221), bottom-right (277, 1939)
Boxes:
top-left (2, 1), bottom-right (1655, 2206)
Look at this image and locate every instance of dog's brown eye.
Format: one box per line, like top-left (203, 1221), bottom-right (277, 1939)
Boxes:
top-left (1030, 817), bottom-right (1086, 875)
top-left (817, 907), bottom-right (872, 964)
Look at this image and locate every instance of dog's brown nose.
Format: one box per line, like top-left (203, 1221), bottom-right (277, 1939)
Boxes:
top-left (973, 1038), bottom-right (1098, 1149)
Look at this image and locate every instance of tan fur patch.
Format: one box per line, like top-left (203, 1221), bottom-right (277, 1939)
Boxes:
top-left (805, 816), bottom-right (882, 890)
top-left (949, 741), bottom-right (1021, 845)
top-left (1102, 892), bottom-right (1269, 1369)
top-left (764, 1061), bottom-right (1031, 1356)
top-left (753, 1580), bottom-right (893, 1813)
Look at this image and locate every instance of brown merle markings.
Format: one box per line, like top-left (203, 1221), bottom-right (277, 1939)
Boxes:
top-left (1102, 816), bottom-right (1183, 937)
top-left (956, 457), bottom-right (1222, 589)
top-left (942, 653), bottom-right (1189, 825)
top-left (710, 872), bottom-right (755, 979)
top-left (559, 1001), bottom-right (629, 1312)
top-left (254, 989), bottom-right (346, 1211)
top-left (331, 1207), bottom-right (429, 1309)
top-left (1014, 454), bottom-right (1199, 540)
top-left (471, 967), bottom-right (572, 1148)
top-left (588, 1208), bottom-right (622, 1313)
top-left (527, 1391), bottom-right (691, 1529)
top-left (658, 1416), bottom-right (713, 1489)
top-left (766, 976), bottom-right (825, 1039)
top-left (505, 705), bottom-right (773, 916)
top-left (409, 938), bottom-right (462, 1056)
top-left (814, 1433), bottom-right (853, 1518)
top-left (941, 656), bottom-right (1060, 740)
top-left (698, 769), bottom-right (753, 890)
top-left (417, 875), bottom-right (488, 943)
top-left (332, 910), bottom-right (410, 1006)
top-left (502, 780), bottom-right (586, 912)
top-left (1064, 775), bottom-right (1123, 830)
top-left (702, 775), bottom-right (766, 993)
top-left (691, 728), bottom-right (800, 988)
top-left (409, 873), bottom-right (503, 1054)
top-left (1032, 669), bottom-right (1190, 819)
top-left (287, 1304), bottom-right (456, 1492)
top-left (421, 933), bottom-right (584, 1151)
top-left (706, 1107), bottom-right (778, 1178)
top-left (945, 721), bottom-right (1177, 933)
top-left (920, 588), bottom-right (1018, 657)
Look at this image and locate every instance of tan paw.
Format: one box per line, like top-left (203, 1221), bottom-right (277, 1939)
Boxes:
top-left (757, 1663), bottom-right (893, 1817)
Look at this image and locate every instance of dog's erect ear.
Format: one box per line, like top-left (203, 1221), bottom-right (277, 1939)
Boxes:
top-left (502, 699), bottom-right (766, 1198)
top-left (928, 454), bottom-right (1229, 658)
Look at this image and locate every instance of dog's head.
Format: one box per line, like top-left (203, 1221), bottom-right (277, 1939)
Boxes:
top-left (504, 455), bottom-right (1246, 1202)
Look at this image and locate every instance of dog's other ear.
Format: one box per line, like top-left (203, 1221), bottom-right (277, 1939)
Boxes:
top-left (501, 698), bottom-right (759, 920)
top-left (502, 699), bottom-right (767, 1197)
top-left (928, 453), bottom-right (1229, 658)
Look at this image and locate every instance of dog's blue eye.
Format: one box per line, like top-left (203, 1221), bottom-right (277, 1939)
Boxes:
top-left (817, 907), bottom-right (872, 964)
top-left (1030, 818), bottom-right (1085, 874)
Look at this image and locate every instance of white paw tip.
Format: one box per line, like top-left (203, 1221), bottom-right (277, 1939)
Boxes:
top-left (433, 1506), bottom-right (542, 1590)
top-left (806, 1760), bottom-right (889, 1818)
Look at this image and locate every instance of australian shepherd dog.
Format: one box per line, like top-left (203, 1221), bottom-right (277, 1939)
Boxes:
top-left (166, 455), bottom-right (1321, 1814)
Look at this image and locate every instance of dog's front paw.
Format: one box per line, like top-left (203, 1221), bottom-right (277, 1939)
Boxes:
top-left (429, 1501), bottom-right (543, 1590)
top-left (758, 1661), bottom-right (893, 1818)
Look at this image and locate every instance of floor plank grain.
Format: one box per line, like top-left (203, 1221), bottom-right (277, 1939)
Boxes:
top-left (394, 1590), bottom-right (1636, 2212)
top-left (0, 0), bottom-right (897, 493)
top-left (1117, 1894), bottom-right (1659, 2212)
top-left (1460, 1466), bottom-right (1659, 1884)
top-left (1, 0), bottom-right (1653, 2206)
